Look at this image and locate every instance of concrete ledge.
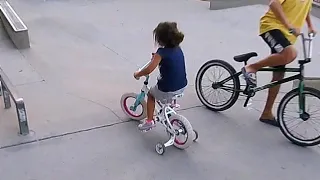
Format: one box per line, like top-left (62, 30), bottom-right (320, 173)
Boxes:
top-left (292, 77), bottom-right (320, 90)
top-left (209, 0), bottom-right (265, 10)
top-left (0, 67), bottom-right (29, 135)
top-left (209, 0), bottom-right (319, 10)
top-left (0, 1), bottom-right (30, 49)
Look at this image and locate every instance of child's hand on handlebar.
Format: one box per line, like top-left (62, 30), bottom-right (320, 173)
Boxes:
top-left (133, 71), bottom-right (140, 80)
top-left (308, 27), bottom-right (317, 37)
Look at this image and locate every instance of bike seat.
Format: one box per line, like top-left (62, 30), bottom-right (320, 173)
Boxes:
top-left (233, 52), bottom-right (258, 62)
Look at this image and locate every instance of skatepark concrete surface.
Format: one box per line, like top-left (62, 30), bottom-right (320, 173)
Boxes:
top-left (1, 0), bottom-right (320, 179)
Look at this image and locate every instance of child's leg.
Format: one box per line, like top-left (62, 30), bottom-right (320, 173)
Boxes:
top-left (146, 93), bottom-right (155, 121)
top-left (138, 89), bottom-right (157, 131)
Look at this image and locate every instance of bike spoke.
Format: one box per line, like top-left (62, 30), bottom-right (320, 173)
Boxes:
top-left (197, 61), bottom-right (239, 110)
top-left (217, 68), bottom-right (225, 80)
top-left (308, 120), bottom-right (320, 134)
top-left (309, 116), bottom-right (320, 120)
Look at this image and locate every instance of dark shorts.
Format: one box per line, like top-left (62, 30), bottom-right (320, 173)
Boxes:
top-left (260, 29), bottom-right (291, 68)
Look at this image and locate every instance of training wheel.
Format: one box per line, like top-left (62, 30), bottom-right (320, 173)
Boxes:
top-left (155, 143), bottom-right (165, 155)
top-left (193, 130), bottom-right (199, 142)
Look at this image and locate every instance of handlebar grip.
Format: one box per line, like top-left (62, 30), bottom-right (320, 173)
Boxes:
top-left (289, 28), bottom-right (315, 37)
top-left (288, 30), bottom-right (315, 38)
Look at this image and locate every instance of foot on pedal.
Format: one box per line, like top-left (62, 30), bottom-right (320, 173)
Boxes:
top-left (138, 120), bottom-right (156, 132)
top-left (241, 67), bottom-right (257, 88)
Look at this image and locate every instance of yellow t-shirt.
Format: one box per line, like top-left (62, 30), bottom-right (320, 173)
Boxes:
top-left (260, 0), bottom-right (312, 44)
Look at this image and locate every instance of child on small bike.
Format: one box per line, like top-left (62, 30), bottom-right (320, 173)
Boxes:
top-left (133, 21), bottom-right (188, 131)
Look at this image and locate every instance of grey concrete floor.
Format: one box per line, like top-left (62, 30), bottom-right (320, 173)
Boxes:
top-left (1, 0), bottom-right (320, 179)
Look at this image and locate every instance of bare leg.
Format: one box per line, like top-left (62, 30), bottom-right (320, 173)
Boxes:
top-left (147, 93), bottom-right (155, 121)
top-left (256, 46), bottom-right (297, 127)
top-left (242, 46), bottom-right (297, 126)
top-left (138, 93), bottom-right (156, 131)
top-left (260, 71), bottom-right (285, 120)
top-left (245, 45), bottom-right (297, 73)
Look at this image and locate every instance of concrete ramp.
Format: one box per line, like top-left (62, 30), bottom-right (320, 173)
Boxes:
top-left (209, 0), bottom-right (266, 10)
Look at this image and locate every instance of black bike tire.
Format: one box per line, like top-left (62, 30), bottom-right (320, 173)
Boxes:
top-left (195, 59), bottom-right (240, 111)
top-left (277, 87), bottom-right (320, 146)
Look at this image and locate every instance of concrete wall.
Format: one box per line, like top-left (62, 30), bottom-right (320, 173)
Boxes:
top-left (0, 1), bottom-right (30, 49)
top-left (209, 0), bottom-right (267, 10)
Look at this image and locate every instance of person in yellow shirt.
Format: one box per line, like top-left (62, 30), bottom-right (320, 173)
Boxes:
top-left (242, 0), bottom-right (317, 127)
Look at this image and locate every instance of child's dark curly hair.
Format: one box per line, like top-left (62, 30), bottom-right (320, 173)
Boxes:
top-left (153, 22), bottom-right (184, 48)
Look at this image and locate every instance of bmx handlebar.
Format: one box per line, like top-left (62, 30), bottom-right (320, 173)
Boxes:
top-left (135, 53), bottom-right (156, 80)
top-left (290, 31), bottom-right (315, 61)
top-left (298, 33), bottom-right (315, 61)
top-left (135, 60), bottom-right (151, 81)
top-left (138, 60), bottom-right (151, 73)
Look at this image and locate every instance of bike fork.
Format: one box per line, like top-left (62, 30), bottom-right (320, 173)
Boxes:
top-left (130, 92), bottom-right (145, 111)
top-left (298, 80), bottom-right (306, 115)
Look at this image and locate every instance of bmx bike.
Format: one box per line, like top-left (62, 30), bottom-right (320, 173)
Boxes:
top-left (195, 32), bottom-right (320, 146)
top-left (120, 61), bottom-right (198, 155)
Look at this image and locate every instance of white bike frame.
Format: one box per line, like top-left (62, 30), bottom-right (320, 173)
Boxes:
top-left (133, 61), bottom-right (182, 135)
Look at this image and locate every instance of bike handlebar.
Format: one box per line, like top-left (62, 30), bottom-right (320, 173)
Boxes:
top-left (135, 60), bottom-right (151, 80)
top-left (308, 33), bottom-right (315, 37)
top-left (298, 32), bottom-right (315, 39)
top-left (135, 53), bottom-right (156, 80)
top-left (138, 61), bottom-right (151, 72)
top-left (289, 32), bottom-right (315, 61)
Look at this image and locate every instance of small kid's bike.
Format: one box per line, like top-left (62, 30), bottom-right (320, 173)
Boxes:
top-left (195, 32), bottom-right (320, 146)
top-left (120, 61), bottom-right (198, 155)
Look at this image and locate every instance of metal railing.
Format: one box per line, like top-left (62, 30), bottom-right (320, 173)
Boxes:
top-left (0, 68), bottom-right (29, 135)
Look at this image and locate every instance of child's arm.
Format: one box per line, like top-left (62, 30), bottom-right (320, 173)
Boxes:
top-left (134, 53), bottom-right (162, 78)
top-left (306, 12), bottom-right (313, 29)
